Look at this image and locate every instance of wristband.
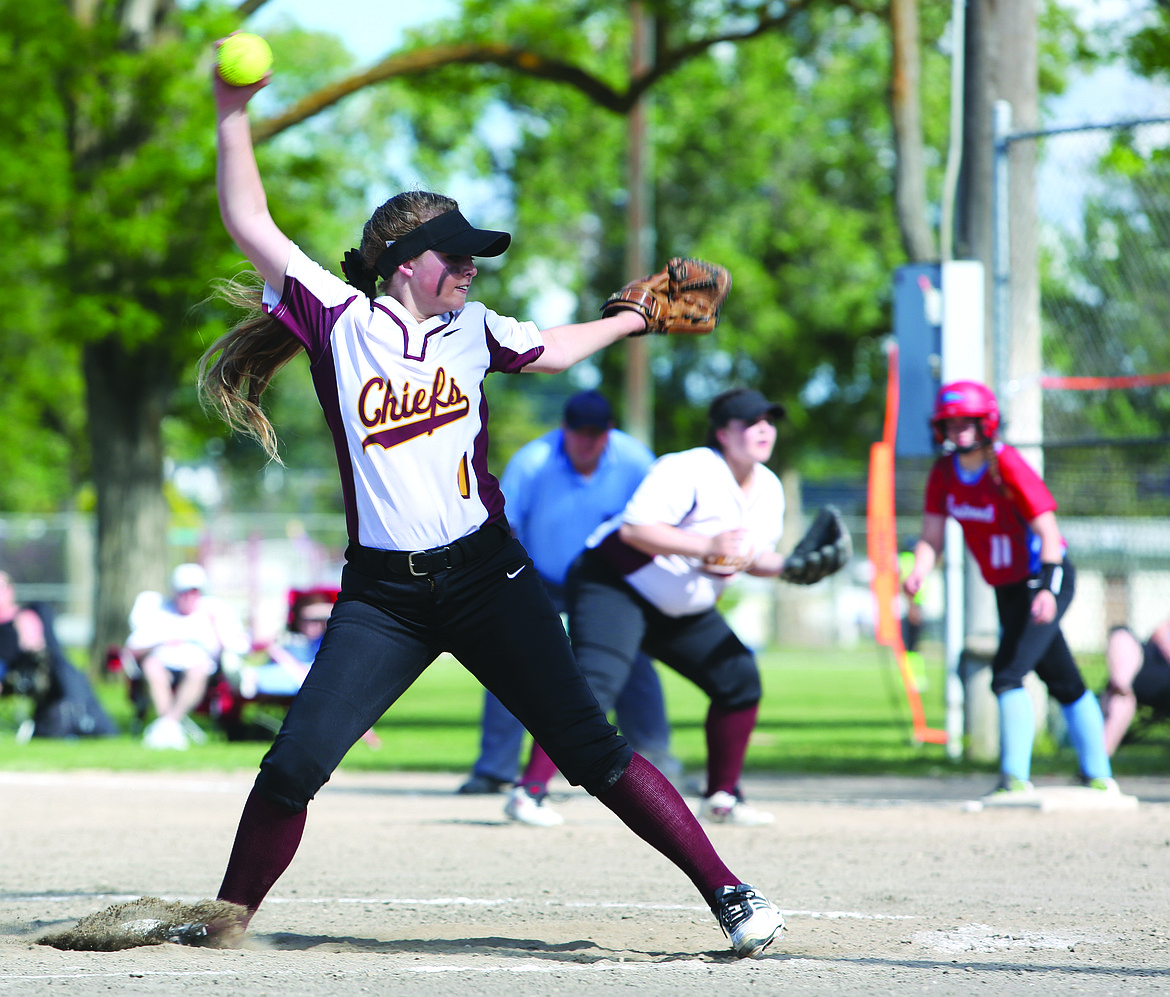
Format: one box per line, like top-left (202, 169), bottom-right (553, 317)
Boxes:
top-left (1037, 562), bottom-right (1063, 596)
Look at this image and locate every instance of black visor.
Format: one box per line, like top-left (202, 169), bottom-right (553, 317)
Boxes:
top-left (375, 209), bottom-right (511, 277)
top-left (708, 388), bottom-right (786, 427)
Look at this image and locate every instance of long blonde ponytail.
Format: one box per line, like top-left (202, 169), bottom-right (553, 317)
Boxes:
top-left (198, 272), bottom-right (303, 462)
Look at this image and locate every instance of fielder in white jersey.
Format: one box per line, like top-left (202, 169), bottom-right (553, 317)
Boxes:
top-left (512, 388), bottom-right (791, 827)
top-left (597, 442), bottom-right (786, 617)
top-left (191, 53), bottom-right (785, 959)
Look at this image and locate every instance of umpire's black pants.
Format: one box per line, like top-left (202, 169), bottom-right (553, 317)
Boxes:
top-left (255, 533), bottom-right (631, 811)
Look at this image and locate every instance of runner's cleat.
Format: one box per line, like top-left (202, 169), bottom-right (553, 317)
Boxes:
top-left (458, 774), bottom-right (511, 795)
top-left (988, 775), bottom-right (1034, 797)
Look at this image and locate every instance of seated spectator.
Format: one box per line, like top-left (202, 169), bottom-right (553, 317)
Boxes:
top-left (1100, 617), bottom-right (1170, 755)
top-left (240, 590), bottom-right (381, 748)
top-left (126, 563), bottom-right (251, 750)
top-left (242, 591), bottom-right (332, 697)
top-left (0, 571), bottom-right (117, 740)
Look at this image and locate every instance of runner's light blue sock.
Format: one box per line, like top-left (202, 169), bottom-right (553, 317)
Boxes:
top-left (1061, 690), bottom-right (1112, 780)
top-left (998, 687), bottom-right (1035, 781)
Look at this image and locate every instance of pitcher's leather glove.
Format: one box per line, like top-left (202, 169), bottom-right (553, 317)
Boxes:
top-left (601, 258), bottom-right (731, 335)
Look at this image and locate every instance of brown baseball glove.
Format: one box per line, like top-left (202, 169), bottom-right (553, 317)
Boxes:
top-left (601, 258), bottom-right (731, 335)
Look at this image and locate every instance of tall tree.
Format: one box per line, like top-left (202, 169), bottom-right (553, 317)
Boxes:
top-left (0, 2), bottom-right (367, 665)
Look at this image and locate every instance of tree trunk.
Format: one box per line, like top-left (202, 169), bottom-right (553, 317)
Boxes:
top-left (623, 4), bottom-right (655, 447)
top-left (957, 0), bottom-right (1040, 460)
top-left (83, 338), bottom-right (174, 673)
top-left (890, 0), bottom-right (938, 262)
top-left (996, 2), bottom-right (1041, 460)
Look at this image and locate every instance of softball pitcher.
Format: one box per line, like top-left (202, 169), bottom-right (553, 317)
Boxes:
top-left (200, 46), bottom-right (783, 958)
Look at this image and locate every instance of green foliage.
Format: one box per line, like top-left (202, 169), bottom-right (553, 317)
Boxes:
top-left (0, 0), bottom-right (1104, 521)
top-left (1041, 140), bottom-right (1170, 431)
top-left (0, 4), bottom-right (87, 508)
top-left (389, 5), bottom-right (939, 470)
top-left (1023, 5), bottom-right (1170, 514)
top-left (1036, 129), bottom-right (1170, 515)
top-left (1126, 0), bottom-right (1170, 82)
top-left (0, 2), bottom-right (383, 515)
top-left (643, 20), bottom-right (906, 462)
top-left (209, 1), bottom-right (947, 487)
top-left (1038, 0), bottom-right (1095, 95)
top-left (451, 0), bottom-right (632, 75)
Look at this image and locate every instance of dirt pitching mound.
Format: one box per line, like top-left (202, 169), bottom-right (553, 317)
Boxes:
top-left (38, 896), bottom-right (247, 951)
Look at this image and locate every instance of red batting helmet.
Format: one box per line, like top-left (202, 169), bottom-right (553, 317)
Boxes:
top-left (930, 380), bottom-right (1000, 445)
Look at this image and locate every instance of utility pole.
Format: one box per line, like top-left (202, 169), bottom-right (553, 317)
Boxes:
top-left (623, 4), bottom-right (655, 447)
top-left (954, 0), bottom-right (1042, 761)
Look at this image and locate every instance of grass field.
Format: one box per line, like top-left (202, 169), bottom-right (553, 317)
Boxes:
top-left (1, 642), bottom-right (1166, 777)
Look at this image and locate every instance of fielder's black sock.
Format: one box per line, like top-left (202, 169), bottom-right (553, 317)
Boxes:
top-left (217, 785), bottom-right (307, 920)
top-left (597, 752), bottom-right (738, 906)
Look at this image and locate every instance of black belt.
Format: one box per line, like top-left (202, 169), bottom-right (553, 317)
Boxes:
top-left (346, 520), bottom-right (510, 578)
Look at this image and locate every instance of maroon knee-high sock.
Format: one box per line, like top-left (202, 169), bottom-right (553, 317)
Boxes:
top-left (597, 753), bottom-right (738, 906)
top-left (217, 786), bottom-right (307, 919)
top-left (705, 703), bottom-right (758, 797)
top-left (518, 742), bottom-right (559, 794)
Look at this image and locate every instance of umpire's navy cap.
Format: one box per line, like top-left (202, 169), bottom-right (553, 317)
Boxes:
top-left (376, 209), bottom-right (511, 276)
top-left (563, 390), bottom-right (614, 431)
top-left (708, 388), bottom-right (786, 427)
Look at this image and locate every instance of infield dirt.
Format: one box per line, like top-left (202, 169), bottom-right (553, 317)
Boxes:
top-left (1, 769), bottom-right (1168, 996)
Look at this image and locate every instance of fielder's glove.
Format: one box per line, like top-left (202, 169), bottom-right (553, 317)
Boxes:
top-left (601, 258), bottom-right (731, 335)
top-left (780, 505), bottom-right (852, 585)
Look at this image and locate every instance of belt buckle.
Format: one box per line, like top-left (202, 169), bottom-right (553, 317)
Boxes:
top-left (407, 550), bottom-right (429, 577)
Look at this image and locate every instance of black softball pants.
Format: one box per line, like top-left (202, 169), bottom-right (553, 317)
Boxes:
top-left (991, 556), bottom-right (1086, 705)
top-left (565, 549), bottom-right (762, 715)
top-left (255, 534), bottom-right (631, 811)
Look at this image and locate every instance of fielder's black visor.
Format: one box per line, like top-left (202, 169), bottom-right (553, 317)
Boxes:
top-left (708, 388), bottom-right (786, 427)
top-left (375, 209), bottom-right (511, 277)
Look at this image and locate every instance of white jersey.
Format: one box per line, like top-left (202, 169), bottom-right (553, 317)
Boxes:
top-left (263, 245), bottom-right (544, 551)
top-left (587, 446), bottom-right (785, 617)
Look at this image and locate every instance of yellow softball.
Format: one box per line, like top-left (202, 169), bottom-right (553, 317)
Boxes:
top-left (217, 33), bottom-right (273, 87)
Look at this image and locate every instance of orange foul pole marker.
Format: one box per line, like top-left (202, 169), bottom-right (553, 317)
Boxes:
top-left (868, 342), bottom-right (947, 745)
